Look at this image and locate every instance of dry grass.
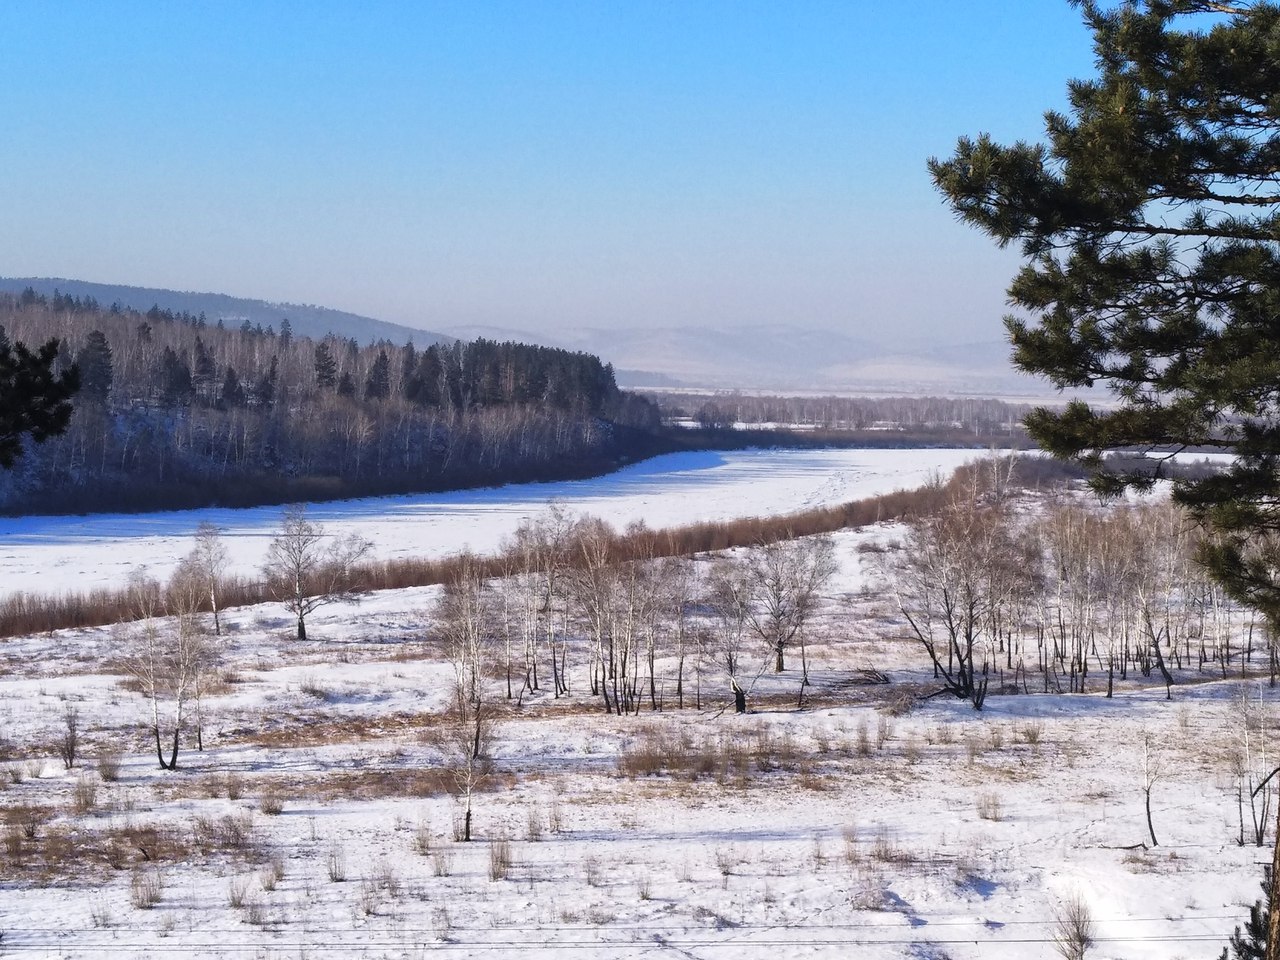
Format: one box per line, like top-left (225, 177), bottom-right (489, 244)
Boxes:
top-left (95, 750), bottom-right (122, 782)
top-left (616, 724), bottom-right (805, 784)
top-left (129, 866), bottom-right (164, 909)
top-left (235, 712), bottom-right (444, 749)
top-left (71, 773), bottom-right (99, 815)
top-left (488, 836), bottom-right (513, 881)
top-left (975, 791), bottom-right (1004, 822)
top-left (0, 807), bottom-right (260, 884)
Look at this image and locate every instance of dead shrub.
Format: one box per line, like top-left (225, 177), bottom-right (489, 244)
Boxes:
top-left (1018, 719), bottom-right (1044, 746)
top-left (96, 750), bottom-right (122, 783)
top-left (431, 846), bottom-right (454, 877)
top-left (358, 878), bottom-right (380, 915)
top-left (259, 790), bottom-right (285, 816)
top-left (129, 867), bottom-right (164, 909)
top-left (855, 722), bottom-right (872, 757)
top-left (549, 799), bottom-right (565, 834)
top-left (841, 825), bottom-right (860, 865)
top-left (326, 845), bottom-right (347, 883)
top-left (228, 874), bottom-right (252, 908)
top-left (1052, 892), bottom-right (1095, 960)
top-left (525, 806), bottom-right (543, 842)
top-left (869, 830), bottom-right (914, 864)
top-left (488, 836), bottom-right (513, 881)
top-left (56, 705), bottom-right (79, 770)
top-left (223, 772), bottom-right (244, 801)
top-left (976, 791), bottom-right (1003, 822)
top-left (191, 812), bottom-right (256, 856)
top-left (413, 820), bottom-right (432, 856)
top-left (8, 804), bottom-right (48, 841)
top-left (72, 773), bottom-right (99, 815)
top-left (106, 822), bottom-right (189, 868)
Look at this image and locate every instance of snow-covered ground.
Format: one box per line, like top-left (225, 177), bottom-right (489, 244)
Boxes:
top-left (0, 449), bottom-right (1268, 959)
top-left (0, 447), bottom-right (984, 594)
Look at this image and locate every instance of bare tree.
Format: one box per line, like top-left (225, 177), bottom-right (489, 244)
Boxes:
top-left (261, 505), bottom-right (372, 641)
top-left (504, 504), bottom-right (575, 697)
top-left (448, 704), bottom-right (496, 843)
top-left (166, 560), bottom-right (220, 751)
top-left (121, 570), bottom-right (206, 770)
top-left (1140, 728), bottom-right (1163, 847)
top-left (436, 560), bottom-right (501, 842)
top-left (565, 517), bottom-right (621, 714)
top-left (663, 556), bottom-right (698, 710)
top-left (1231, 685), bottom-right (1274, 848)
top-left (56, 705), bottom-right (79, 770)
top-left (743, 535), bottom-right (836, 676)
top-left (888, 503), bottom-right (1004, 710)
top-left (187, 521), bottom-right (229, 636)
top-left (705, 558), bottom-right (756, 713)
top-left (436, 552), bottom-right (493, 733)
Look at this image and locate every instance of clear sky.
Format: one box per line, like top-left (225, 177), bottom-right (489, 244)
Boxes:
top-left (0, 2), bottom-right (1096, 344)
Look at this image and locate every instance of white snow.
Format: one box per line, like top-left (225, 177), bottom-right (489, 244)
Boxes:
top-left (0, 447), bottom-right (1267, 960)
top-left (0, 447), bottom-right (984, 595)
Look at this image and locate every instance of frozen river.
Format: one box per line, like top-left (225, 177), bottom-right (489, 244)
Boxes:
top-left (0, 446), bottom-right (987, 595)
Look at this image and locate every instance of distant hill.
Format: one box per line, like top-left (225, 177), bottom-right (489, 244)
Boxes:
top-left (441, 322), bottom-right (1048, 398)
top-left (0, 290), bottom-right (659, 515)
top-left (0, 277), bottom-right (451, 347)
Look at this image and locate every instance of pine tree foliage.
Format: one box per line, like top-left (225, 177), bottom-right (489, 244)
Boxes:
top-left (76, 329), bottom-right (112, 403)
top-left (1221, 866), bottom-right (1271, 960)
top-left (930, 0), bottom-right (1280, 627)
top-left (0, 334), bottom-right (79, 469)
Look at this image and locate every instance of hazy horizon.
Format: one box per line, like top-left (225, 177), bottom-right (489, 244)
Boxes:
top-left (1, 2), bottom-right (1095, 347)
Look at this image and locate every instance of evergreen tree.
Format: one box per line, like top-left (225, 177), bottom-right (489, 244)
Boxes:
top-left (220, 366), bottom-right (245, 408)
top-left (191, 335), bottom-right (217, 397)
top-left (933, 9), bottom-right (1280, 947)
top-left (0, 337), bottom-right (80, 468)
top-left (365, 349), bottom-right (390, 401)
top-left (399, 341), bottom-right (417, 397)
top-left (76, 330), bottom-right (113, 404)
top-left (930, 0), bottom-right (1280, 626)
top-left (409, 345), bottom-right (443, 406)
top-left (255, 355), bottom-right (279, 405)
top-left (313, 342), bottom-right (337, 389)
top-left (279, 317), bottom-right (292, 349)
top-left (336, 371), bottom-right (356, 398)
top-left (158, 346), bottom-right (194, 404)
top-left (1221, 867), bottom-right (1270, 960)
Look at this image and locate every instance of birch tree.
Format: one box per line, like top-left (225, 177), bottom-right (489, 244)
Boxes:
top-left (262, 505), bottom-right (372, 641)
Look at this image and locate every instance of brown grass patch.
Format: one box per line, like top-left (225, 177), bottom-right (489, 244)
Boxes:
top-left (0, 813), bottom-right (264, 884)
top-left (230, 711), bottom-right (447, 749)
top-left (616, 724), bottom-right (806, 784)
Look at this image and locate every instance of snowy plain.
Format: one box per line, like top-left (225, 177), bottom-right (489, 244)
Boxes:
top-left (0, 446), bottom-right (1269, 960)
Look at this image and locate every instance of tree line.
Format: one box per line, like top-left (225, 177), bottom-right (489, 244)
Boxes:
top-left (652, 391), bottom-right (1030, 439)
top-left (0, 291), bottom-right (658, 513)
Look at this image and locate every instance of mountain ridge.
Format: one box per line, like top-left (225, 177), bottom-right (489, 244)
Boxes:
top-left (0, 277), bottom-right (451, 348)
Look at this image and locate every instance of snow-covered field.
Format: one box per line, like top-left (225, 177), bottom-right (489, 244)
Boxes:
top-left (0, 447), bottom-right (983, 595)
top-left (0, 449), bottom-right (1269, 959)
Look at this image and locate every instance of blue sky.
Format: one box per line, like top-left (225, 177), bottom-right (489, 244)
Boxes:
top-left (1, 2), bottom-right (1095, 343)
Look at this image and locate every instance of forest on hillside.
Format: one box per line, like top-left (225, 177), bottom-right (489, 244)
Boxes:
top-left (0, 290), bottom-right (659, 514)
